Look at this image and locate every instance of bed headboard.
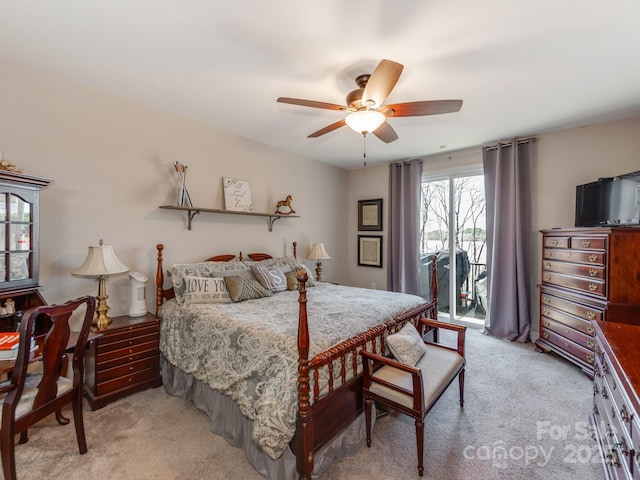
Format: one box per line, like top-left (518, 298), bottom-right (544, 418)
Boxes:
top-left (155, 241), bottom-right (298, 314)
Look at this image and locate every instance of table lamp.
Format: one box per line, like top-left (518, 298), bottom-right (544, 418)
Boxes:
top-left (72, 239), bottom-right (129, 331)
top-left (306, 243), bottom-right (331, 282)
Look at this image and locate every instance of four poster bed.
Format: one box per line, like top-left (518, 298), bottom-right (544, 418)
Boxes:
top-left (155, 242), bottom-right (438, 479)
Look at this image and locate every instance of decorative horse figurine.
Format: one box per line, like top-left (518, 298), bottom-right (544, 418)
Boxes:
top-left (275, 195), bottom-right (295, 215)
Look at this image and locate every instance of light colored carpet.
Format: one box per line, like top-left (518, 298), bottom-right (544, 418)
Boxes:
top-left (8, 329), bottom-right (605, 479)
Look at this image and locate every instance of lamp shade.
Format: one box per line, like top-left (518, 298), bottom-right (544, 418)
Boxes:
top-left (72, 240), bottom-right (129, 278)
top-left (307, 243), bottom-right (331, 261)
top-left (345, 110), bottom-right (385, 134)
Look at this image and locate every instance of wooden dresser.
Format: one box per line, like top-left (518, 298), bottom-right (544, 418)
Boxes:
top-left (591, 320), bottom-right (640, 479)
top-left (84, 313), bottom-right (162, 410)
top-left (536, 227), bottom-right (640, 376)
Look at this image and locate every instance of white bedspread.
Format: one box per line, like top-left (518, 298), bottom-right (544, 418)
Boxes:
top-left (159, 283), bottom-right (426, 459)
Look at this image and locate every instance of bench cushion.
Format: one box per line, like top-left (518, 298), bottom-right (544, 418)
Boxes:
top-left (369, 346), bottom-right (464, 410)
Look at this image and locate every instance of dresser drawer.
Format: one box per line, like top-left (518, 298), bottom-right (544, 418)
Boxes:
top-left (540, 328), bottom-right (595, 366)
top-left (569, 236), bottom-right (607, 251)
top-left (541, 317), bottom-right (595, 350)
top-left (98, 323), bottom-right (159, 346)
top-left (542, 248), bottom-right (605, 265)
top-left (540, 291), bottom-right (603, 323)
top-left (543, 260), bottom-right (605, 281)
top-left (542, 271), bottom-right (605, 298)
top-left (544, 236), bottom-right (570, 249)
top-left (540, 304), bottom-right (597, 337)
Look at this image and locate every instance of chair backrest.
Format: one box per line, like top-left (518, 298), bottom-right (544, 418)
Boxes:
top-left (4, 296), bottom-right (96, 414)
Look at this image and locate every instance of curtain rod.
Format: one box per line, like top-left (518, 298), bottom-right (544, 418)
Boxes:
top-left (484, 137), bottom-right (537, 151)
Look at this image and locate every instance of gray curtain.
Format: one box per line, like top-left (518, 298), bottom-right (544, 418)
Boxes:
top-left (481, 139), bottom-right (534, 342)
top-left (387, 159), bottom-right (423, 295)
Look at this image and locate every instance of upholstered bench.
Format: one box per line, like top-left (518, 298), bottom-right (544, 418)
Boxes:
top-left (360, 317), bottom-right (466, 477)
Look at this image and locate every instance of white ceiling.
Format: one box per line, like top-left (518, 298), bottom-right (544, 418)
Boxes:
top-left (1, 1), bottom-right (640, 170)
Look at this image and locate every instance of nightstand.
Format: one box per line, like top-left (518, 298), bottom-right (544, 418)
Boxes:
top-left (84, 312), bottom-right (162, 410)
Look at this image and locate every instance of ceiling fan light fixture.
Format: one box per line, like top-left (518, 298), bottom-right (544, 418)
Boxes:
top-left (345, 110), bottom-right (385, 135)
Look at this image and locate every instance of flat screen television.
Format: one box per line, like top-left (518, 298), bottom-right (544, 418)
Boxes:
top-left (575, 171), bottom-right (640, 227)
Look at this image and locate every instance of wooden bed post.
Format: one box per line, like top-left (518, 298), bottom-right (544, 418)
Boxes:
top-left (296, 270), bottom-right (313, 480)
top-left (156, 244), bottom-right (165, 316)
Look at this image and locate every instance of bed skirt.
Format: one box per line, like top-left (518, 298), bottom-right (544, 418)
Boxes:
top-left (161, 357), bottom-right (373, 479)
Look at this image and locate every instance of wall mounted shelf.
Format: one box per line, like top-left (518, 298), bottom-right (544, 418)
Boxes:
top-left (159, 205), bottom-right (299, 231)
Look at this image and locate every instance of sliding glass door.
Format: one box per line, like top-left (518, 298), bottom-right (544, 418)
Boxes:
top-left (420, 170), bottom-right (487, 324)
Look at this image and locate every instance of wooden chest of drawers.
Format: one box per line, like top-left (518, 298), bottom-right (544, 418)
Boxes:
top-left (84, 313), bottom-right (162, 410)
top-left (591, 320), bottom-right (640, 480)
top-left (536, 227), bottom-right (640, 376)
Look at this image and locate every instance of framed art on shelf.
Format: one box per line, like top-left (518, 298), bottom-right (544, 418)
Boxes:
top-left (223, 177), bottom-right (253, 212)
top-left (358, 235), bottom-right (383, 268)
top-left (358, 199), bottom-right (383, 231)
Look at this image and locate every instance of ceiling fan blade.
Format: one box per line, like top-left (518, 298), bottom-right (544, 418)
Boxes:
top-left (277, 97), bottom-right (346, 111)
top-left (383, 99), bottom-right (463, 117)
top-left (372, 121), bottom-right (398, 143)
top-left (308, 119), bottom-right (347, 138)
top-left (361, 59), bottom-right (404, 108)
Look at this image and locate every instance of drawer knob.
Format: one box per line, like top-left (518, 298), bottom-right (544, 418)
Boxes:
top-left (587, 313), bottom-right (596, 321)
top-left (544, 262), bottom-right (551, 269)
top-left (606, 424), bottom-right (615, 438)
top-left (593, 403), bottom-right (599, 415)
top-left (588, 340), bottom-right (594, 349)
top-left (588, 269), bottom-right (598, 277)
top-left (588, 283), bottom-right (597, 292)
top-left (582, 240), bottom-right (591, 247)
top-left (563, 340), bottom-right (569, 348)
top-left (542, 297), bottom-right (550, 304)
top-left (543, 332), bottom-right (549, 339)
top-left (544, 251), bottom-right (552, 258)
top-left (587, 354), bottom-right (594, 364)
top-left (551, 239), bottom-right (558, 246)
top-left (589, 254), bottom-right (597, 262)
top-left (618, 438), bottom-right (629, 456)
top-left (544, 274), bottom-right (551, 281)
top-left (543, 309), bottom-right (550, 316)
top-left (601, 386), bottom-right (608, 398)
top-left (543, 320), bottom-right (550, 327)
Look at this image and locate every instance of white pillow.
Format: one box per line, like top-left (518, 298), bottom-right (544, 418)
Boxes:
top-left (184, 276), bottom-right (232, 304)
top-left (386, 322), bottom-right (427, 366)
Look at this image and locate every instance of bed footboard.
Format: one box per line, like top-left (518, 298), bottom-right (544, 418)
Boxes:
top-left (294, 256), bottom-right (437, 479)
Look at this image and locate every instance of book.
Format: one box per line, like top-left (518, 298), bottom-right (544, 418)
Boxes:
top-left (0, 332), bottom-right (20, 351)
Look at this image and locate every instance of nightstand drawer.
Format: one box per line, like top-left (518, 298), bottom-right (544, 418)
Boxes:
top-left (97, 332), bottom-right (159, 354)
top-left (97, 343), bottom-right (159, 371)
top-left (98, 323), bottom-right (159, 346)
top-left (94, 366), bottom-right (159, 396)
top-left (96, 355), bottom-right (160, 383)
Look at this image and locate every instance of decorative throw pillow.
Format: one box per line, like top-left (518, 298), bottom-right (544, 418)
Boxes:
top-left (224, 275), bottom-right (273, 302)
top-left (251, 264), bottom-right (287, 293)
top-left (285, 267), bottom-right (316, 290)
top-left (170, 261), bottom-right (250, 304)
top-left (184, 276), bottom-right (231, 304)
top-left (386, 322), bottom-right (428, 366)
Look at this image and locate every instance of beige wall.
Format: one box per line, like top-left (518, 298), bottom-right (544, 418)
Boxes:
top-left (0, 58), bottom-right (349, 319)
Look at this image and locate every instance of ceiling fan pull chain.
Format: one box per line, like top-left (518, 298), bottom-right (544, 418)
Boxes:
top-left (363, 133), bottom-right (368, 166)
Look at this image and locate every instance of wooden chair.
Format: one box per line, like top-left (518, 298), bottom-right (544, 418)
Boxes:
top-left (0, 295), bottom-right (96, 480)
top-left (360, 318), bottom-right (466, 477)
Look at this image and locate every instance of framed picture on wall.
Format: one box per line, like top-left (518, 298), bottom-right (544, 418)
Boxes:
top-left (358, 235), bottom-right (383, 268)
top-left (358, 199), bottom-right (383, 231)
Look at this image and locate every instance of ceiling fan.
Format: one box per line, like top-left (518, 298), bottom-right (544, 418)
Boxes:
top-left (277, 59), bottom-right (463, 151)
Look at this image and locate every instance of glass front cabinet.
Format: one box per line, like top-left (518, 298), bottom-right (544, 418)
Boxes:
top-left (0, 171), bottom-right (52, 332)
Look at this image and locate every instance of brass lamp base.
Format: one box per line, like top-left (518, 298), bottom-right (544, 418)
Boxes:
top-left (315, 261), bottom-right (323, 282)
top-left (93, 275), bottom-right (113, 332)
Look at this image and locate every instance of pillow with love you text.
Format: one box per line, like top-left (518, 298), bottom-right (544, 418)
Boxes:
top-left (184, 276), bottom-right (231, 304)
